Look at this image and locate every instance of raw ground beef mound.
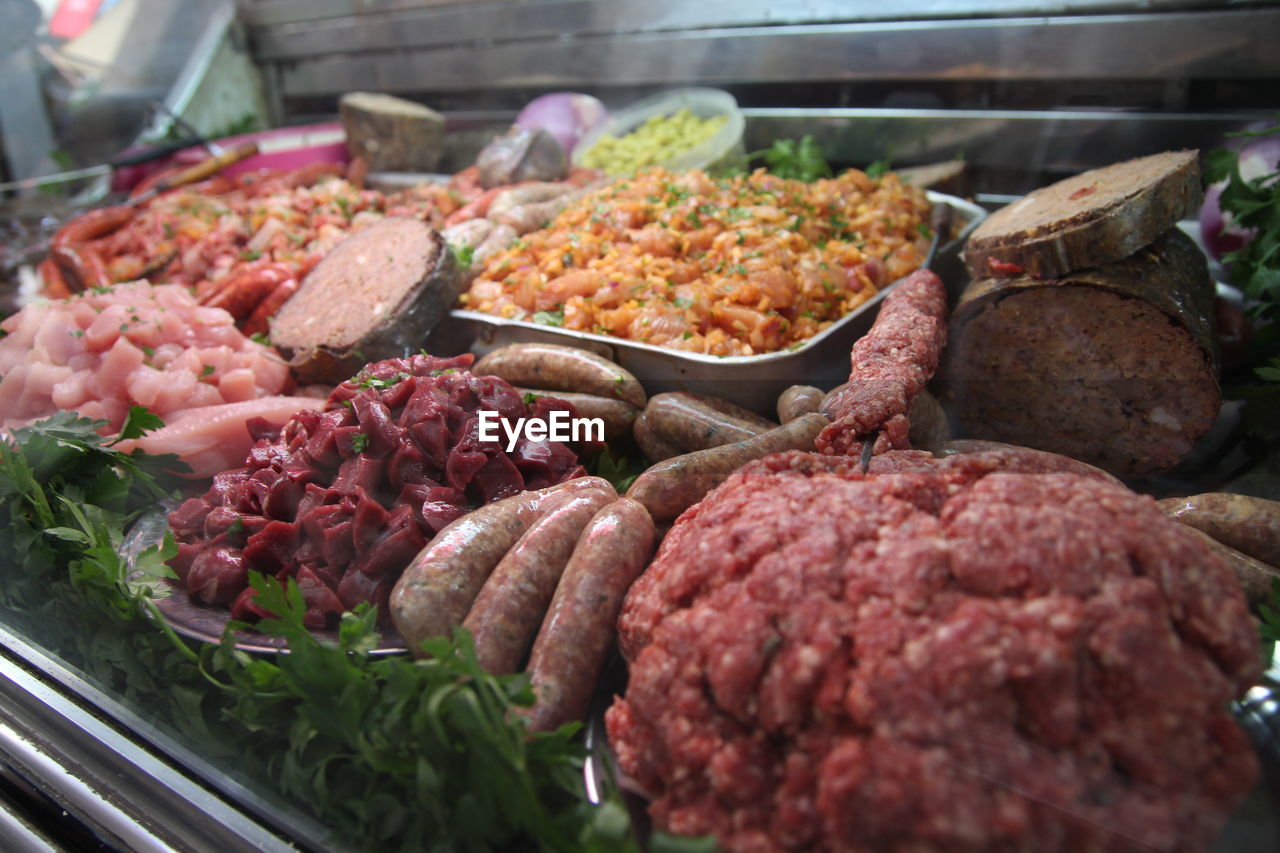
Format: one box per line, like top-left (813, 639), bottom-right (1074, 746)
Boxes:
top-left (608, 449), bottom-right (1261, 853)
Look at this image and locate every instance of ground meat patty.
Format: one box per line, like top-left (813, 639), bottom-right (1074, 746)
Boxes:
top-left (609, 449), bottom-right (1259, 853)
top-left (818, 268), bottom-right (948, 456)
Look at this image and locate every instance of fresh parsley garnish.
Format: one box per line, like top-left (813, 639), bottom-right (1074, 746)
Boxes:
top-left (586, 447), bottom-right (645, 492)
top-left (0, 413), bottom-right (672, 851)
top-left (1206, 122), bottom-right (1280, 326)
top-left (451, 243), bottom-right (476, 270)
top-left (351, 432), bottom-right (369, 453)
top-left (865, 158), bottom-right (892, 179)
top-left (749, 136), bottom-right (833, 182)
top-left (357, 371), bottom-right (411, 390)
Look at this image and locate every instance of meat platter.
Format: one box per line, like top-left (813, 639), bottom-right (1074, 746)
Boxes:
top-left (429, 190), bottom-right (986, 413)
top-left (1, 96), bottom-right (1278, 853)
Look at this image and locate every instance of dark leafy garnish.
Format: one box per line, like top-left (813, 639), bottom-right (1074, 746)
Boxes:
top-left (1230, 355), bottom-right (1280, 443)
top-left (865, 158), bottom-right (892, 179)
top-left (0, 413), bottom-right (699, 851)
top-left (115, 405), bottom-right (166, 442)
top-left (1205, 122), bottom-right (1280, 326)
top-left (1259, 578), bottom-right (1280, 644)
top-left (749, 136), bottom-right (833, 183)
top-left (587, 447), bottom-right (647, 493)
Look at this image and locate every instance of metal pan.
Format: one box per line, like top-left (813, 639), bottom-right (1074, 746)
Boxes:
top-left (426, 191), bottom-right (987, 414)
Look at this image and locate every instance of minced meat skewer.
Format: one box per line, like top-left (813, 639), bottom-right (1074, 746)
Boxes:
top-left (817, 268), bottom-right (948, 457)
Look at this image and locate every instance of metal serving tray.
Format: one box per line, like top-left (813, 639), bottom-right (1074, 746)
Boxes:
top-left (426, 191), bottom-right (987, 414)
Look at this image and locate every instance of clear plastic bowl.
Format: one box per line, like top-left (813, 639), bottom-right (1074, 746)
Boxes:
top-left (571, 88), bottom-right (746, 177)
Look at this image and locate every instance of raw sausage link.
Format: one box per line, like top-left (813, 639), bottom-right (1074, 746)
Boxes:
top-left (524, 497), bottom-right (656, 732)
top-left (472, 343), bottom-right (646, 408)
top-left (1158, 493), bottom-right (1280, 567)
top-left (37, 257), bottom-right (73, 298)
top-left (777, 385), bottom-right (824, 424)
top-left (50, 243), bottom-right (112, 292)
top-left (242, 278), bottom-right (299, 337)
top-left (51, 205), bottom-right (135, 250)
top-left (633, 411), bottom-right (681, 462)
top-left (442, 186), bottom-right (505, 227)
top-left (464, 486), bottom-right (616, 674)
top-left (1180, 526), bottom-right (1280, 610)
top-left (644, 391), bottom-right (774, 454)
top-left (515, 387), bottom-right (638, 442)
top-left (627, 412), bottom-right (828, 522)
top-left (487, 182), bottom-right (573, 218)
top-left (441, 218), bottom-right (495, 251)
top-left (820, 383), bottom-right (847, 419)
top-left (202, 263), bottom-right (294, 319)
top-left (389, 476), bottom-right (615, 656)
top-left (470, 222), bottom-right (518, 269)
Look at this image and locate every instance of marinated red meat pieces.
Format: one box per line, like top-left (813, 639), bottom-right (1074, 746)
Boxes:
top-left (818, 268), bottom-right (948, 455)
top-left (610, 449), bottom-right (1260, 853)
top-left (168, 352), bottom-right (589, 628)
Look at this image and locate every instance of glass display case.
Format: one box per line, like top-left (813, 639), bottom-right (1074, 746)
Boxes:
top-left (0, 1), bottom-right (1277, 850)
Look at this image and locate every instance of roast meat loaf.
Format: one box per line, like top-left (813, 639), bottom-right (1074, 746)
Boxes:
top-left (940, 228), bottom-right (1220, 478)
top-left (963, 150), bottom-right (1201, 280)
top-left (269, 217), bottom-right (460, 384)
top-left (339, 91), bottom-right (445, 173)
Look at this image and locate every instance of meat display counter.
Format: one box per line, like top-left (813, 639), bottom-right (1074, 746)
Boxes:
top-left (0, 1), bottom-right (1278, 851)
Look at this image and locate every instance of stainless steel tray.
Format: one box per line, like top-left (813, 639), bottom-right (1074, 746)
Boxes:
top-left (426, 191), bottom-right (987, 414)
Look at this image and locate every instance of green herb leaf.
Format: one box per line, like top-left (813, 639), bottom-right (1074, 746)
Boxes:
top-left (748, 136), bottom-right (833, 182)
top-left (586, 447), bottom-right (646, 492)
top-left (533, 308), bottom-right (565, 327)
top-left (451, 244), bottom-right (476, 270)
top-left (865, 159), bottom-right (891, 179)
top-left (115, 406), bottom-right (165, 442)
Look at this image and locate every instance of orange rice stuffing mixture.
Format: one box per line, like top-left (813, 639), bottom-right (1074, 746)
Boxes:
top-left (461, 167), bottom-right (932, 357)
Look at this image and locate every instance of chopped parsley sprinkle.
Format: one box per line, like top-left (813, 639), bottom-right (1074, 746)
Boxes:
top-left (351, 432), bottom-right (369, 453)
top-left (358, 371), bottom-right (411, 389)
top-left (532, 308), bottom-right (565, 327)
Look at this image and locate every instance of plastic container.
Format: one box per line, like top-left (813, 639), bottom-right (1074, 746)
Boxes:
top-left (571, 88), bottom-right (745, 177)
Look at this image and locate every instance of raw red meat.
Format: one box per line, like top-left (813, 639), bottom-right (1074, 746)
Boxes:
top-left (609, 449), bottom-right (1260, 853)
top-left (168, 352), bottom-right (589, 628)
